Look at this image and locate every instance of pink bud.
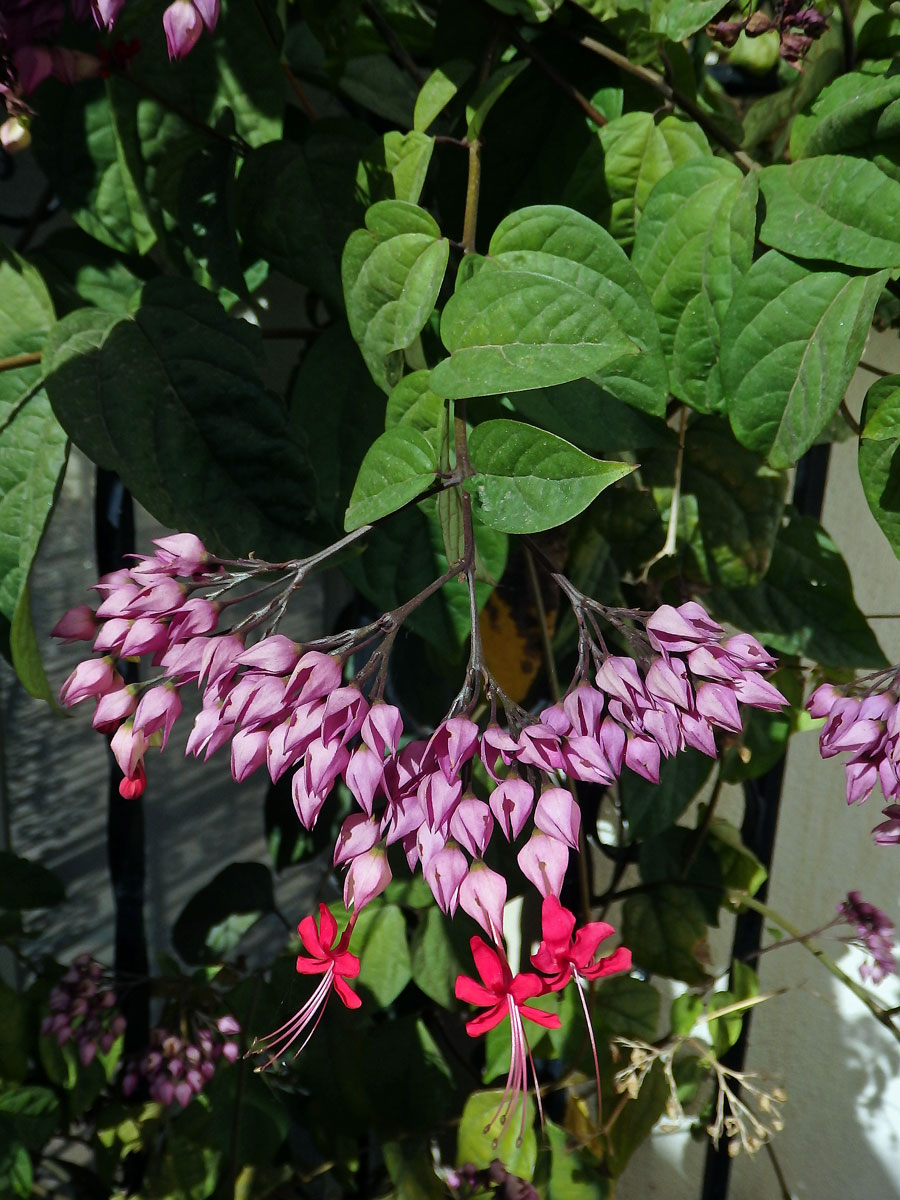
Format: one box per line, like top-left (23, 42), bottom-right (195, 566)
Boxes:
top-left (680, 710), bottom-right (717, 757)
top-left (120, 617), bottom-right (170, 657)
top-left (419, 770), bottom-right (462, 832)
top-left (595, 656), bottom-right (646, 705)
top-left (449, 796), bottom-right (494, 857)
top-left (344, 746), bottom-right (384, 815)
top-left (162, 0), bottom-right (203, 58)
top-left (167, 597), bottom-right (219, 638)
top-left (343, 845), bottom-right (392, 911)
top-left (110, 721), bottom-right (149, 779)
top-left (562, 685), bottom-right (606, 737)
top-left (480, 723), bottom-right (519, 780)
top-left (534, 788), bottom-right (581, 850)
top-left (424, 841), bottom-right (467, 915)
top-left (846, 760), bottom-right (878, 805)
top-left (732, 672), bottom-right (788, 712)
top-left (516, 724), bottom-right (564, 772)
top-left (333, 813), bottom-right (381, 867)
top-left (192, 0), bottom-right (219, 30)
top-left (696, 682), bottom-right (742, 733)
top-left (133, 684), bottom-right (182, 748)
top-left (151, 532), bottom-right (209, 573)
top-left (489, 775), bottom-right (534, 841)
top-left (60, 657), bottom-right (117, 707)
top-left (230, 727), bottom-right (269, 782)
top-left (429, 717), bottom-right (479, 782)
top-left (645, 658), bottom-right (692, 709)
top-left (52, 605), bottom-right (97, 643)
top-left (92, 682), bottom-right (138, 732)
top-left (93, 618), bottom-right (131, 654)
top-left (807, 683), bottom-right (841, 720)
top-left (646, 603), bottom-right (722, 654)
top-left (286, 651), bottom-right (342, 704)
top-left (722, 633), bottom-right (777, 671)
top-left (236, 635), bottom-right (299, 675)
top-left (517, 832), bottom-right (568, 898)
top-left (624, 734), bottom-right (661, 783)
top-left (459, 861), bottom-right (507, 941)
top-left (321, 686), bottom-right (369, 746)
top-left (361, 702), bottom-right (403, 758)
top-left (561, 735), bottom-right (616, 785)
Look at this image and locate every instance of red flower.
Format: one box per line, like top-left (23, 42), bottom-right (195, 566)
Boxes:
top-left (295, 903), bottom-right (361, 1009)
top-left (531, 896), bottom-right (632, 991)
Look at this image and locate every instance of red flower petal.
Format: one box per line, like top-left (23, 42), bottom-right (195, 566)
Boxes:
top-left (465, 1002), bottom-right (508, 1037)
top-left (332, 974), bottom-right (362, 1009)
top-left (455, 975), bottom-right (499, 1007)
top-left (580, 945), bottom-right (632, 980)
top-left (570, 920), bottom-right (616, 968)
top-left (470, 935), bottom-right (510, 994)
top-left (519, 1002), bottom-right (562, 1029)
top-left (317, 903), bottom-right (338, 950)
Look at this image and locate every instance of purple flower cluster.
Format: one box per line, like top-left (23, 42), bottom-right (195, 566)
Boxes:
top-left (56, 534), bottom-right (787, 934)
top-left (122, 1015), bottom-right (240, 1108)
top-left (837, 892), bottom-right (897, 986)
top-left (707, 0), bottom-right (829, 65)
top-left (40, 953), bottom-right (126, 1067)
top-left (807, 680), bottom-right (900, 843)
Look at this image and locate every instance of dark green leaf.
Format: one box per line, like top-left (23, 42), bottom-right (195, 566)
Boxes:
top-left (340, 54), bottom-right (419, 126)
top-left (707, 510), bottom-right (886, 669)
top-left (383, 1139), bottom-right (445, 1200)
top-left (0, 1122), bottom-right (31, 1200)
top-left (759, 157), bottom-right (900, 268)
top-left (457, 1090), bottom-right (536, 1178)
top-left (143, 1134), bottom-right (220, 1200)
top-left (633, 160), bottom-right (757, 412)
top-left (639, 826), bottom-right (723, 925)
top-left (859, 374), bottom-right (900, 558)
top-left (639, 416), bottom-right (788, 588)
top-left (0, 852), bottom-right (64, 910)
top-left (465, 419), bottom-right (634, 533)
top-left (177, 1067), bottom-right (288, 1167)
top-left (43, 279), bottom-right (318, 561)
top-left (344, 425), bottom-right (438, 531)
top-left (509, 380), bottom-right (669, 453)
top-left (364, 1019), bottom-right (455, 1135)
top-left (28, 229), bottom-right (149, 316)
top-left (545, 1120), bottom-right (611, 1200)
top-left (621, 749), bottom-right (714, 840)
top-left (723, 252), bottom-right (889, 468)
top-left (353, 903), bottom-right (412, 1006)
top-left (410, 907), bottom-right (471, 1008)
top-left (487, 205), bottom-right (669, 415)
top-left (236, 122), bottom-right (375, 310)
top-left (591, 975), bottom-right (660, 1041)
top-left (708, 820), bottom-right (767, 896)
top-left (0, 984), bottom-right (27, 1082)
top-left (172, 862), bottom-right (275, 964)
top-left (622, 885), bottom-right (712, 984)
top-left (343, 202), bottom-right (449, 391)
top-left (289, 324), bottom-right (387, 532)
top-left (0, 1087), bottom-right (59, 1152)
top-left (605, 1060), bottom-right (669, 1177)
top-left (670, 992), bottom-right (704, 1036)
top-left (385, 371), bottom-right (445, 453)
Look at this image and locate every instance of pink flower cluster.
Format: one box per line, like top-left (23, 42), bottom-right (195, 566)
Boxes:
top-left (837, 891), bottom-right (897, 986)
top-left (122, 1014), bottom-right (240, 1108)
top-left (807, 680), bottom-right (900, 843)
top-left (55, 536), bottom-right (787, 931)
top-left (40, 953), bottom-right (125, 1067)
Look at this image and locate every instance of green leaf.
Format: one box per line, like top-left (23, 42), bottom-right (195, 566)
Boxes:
top-left (670, 992), bottom-right (704, 1036)
top-left (364, 1018), bottom-right (455, 1135)
top-left (545, 1120), bottom-right (611, 1200)
top-left (143, 1135), bottom-right (220, 1200)
top-left (650, 0), bottom-right (728, 40)
top-left (457, 1090), bottom-right (536, 1178)
top-left (0, 1087), bottom-right (59, 1152)
top-left (43, 279), bottom-right (318, 561)
top-left (31, 78), bottom-right (155, 255)
top-left (620, 749), bottom-right (714, 840)
top-left (340, 54), bottom-right (419, 127)
top-left (352, 903), bottom-right (412, 1006)
top-left (0, 852), bottom-right (64, 910)
top-left (591, 975), bottom-right (660, 1041)
top-left (0, 984), bottom-right (27, 1082)
top-left (741, 36), bottom-right (843, 151)
top-left (486, 205), bottom-right (669, 415)
top-left (859, 374), bottom-right (900, 559)
top-left (433, 263), bottom-right (639, 400)
top-left (708, 820), bottom-right (767, 896)
top-left (790, 67), bottom-right (900, 173)
top-left (483, 0), bottom-right (564, 19)
top-left (383, 131), bottom-right (434, 204)
top-left (467, 60), bottom-right (530, 140)
top-left (172, 863), bottom-right (275, 964)
top-left (410, 907), bottom-right (471, 1008)
top-left (383, 1140), bottom-right (445, 1200)
top-left (10, 584), bottom-right (58, 706)
top-left (465, 420), bottom-right (634, 533)
top-left (639, 827), bottom-right (723, 925)
top-left (414, 59), bottom-right (474, 132)
top-left (759, 157), bottom-right (900, 269)
top-left (236, 122), bottom-right (375, 310)
top-left (344, 425), bottom-right (438, 531)
top-left (632, 160), bottom-right (757, 412)
top-left (28, 229), bottom-right (148, 316)
top-left (0, 1122), bottom-right (31, 1200)
top-left (597, 112), bottom-right (711, 246)
top-left (343, 202), bottom-right (449, 391)
top-left (707, 509), bottom-right (886, 669)
top-left (385, 371), bottom-right (444, 448)
top-left (723, 252), bottom-right (889, 468)
top-left (177, 1067), bottom-right (289, 1167)
top-left (622, 885), bottom-right (712, 984)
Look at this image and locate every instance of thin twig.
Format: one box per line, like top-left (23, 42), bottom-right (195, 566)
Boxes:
top-left (0, 377), bottom-right (45, 438)
top-left (0, 351), bottom-right (41, 374)
top-left (859, 359), bottom-right (893, 378)
top-left (508, 27), bottom-right (608, 127)
top-left (640, 403), bottom-right (687, 580)
top-left (363, 0), bottom-right (426, 85)
top-left (765, 1140), bottom-right (796, 1200)
top-left (114, 70), bottom-right (250, 153)
top-left (574, 32), bottom-right (758, 173)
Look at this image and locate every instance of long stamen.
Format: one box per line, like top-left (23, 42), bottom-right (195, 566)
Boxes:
top-left (249, 970), bottom-right (334, 1069)
top-left (486, 996), bottom-right (522, 1144)
top-left (575, 971), bottom-right (603, 1123)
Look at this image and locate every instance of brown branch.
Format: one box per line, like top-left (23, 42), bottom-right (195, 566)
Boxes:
top-left (575, 33), bottom-right (758, 174)
top-left (363, 0), bottom-right (426, 86)
top-left (0, 351), bottom-right (41, 374)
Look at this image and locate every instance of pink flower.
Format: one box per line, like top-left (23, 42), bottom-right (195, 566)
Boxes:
top-left (60, 658), bottom-right (118, 707)
top-left (133, 684), bottom-right (182, 749)
top-left (531, 896), bottom-right (632, 991)
top-left (252, 905), bottom-right (360, 1068)
top-left (51, 605), bottom-right (97, 643)
top-left (455, 937), bottom-right (560, 1137)
top-left (343, 846), bottom-right (392, 911)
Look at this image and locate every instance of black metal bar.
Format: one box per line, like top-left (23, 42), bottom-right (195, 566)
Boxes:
top-left (700, 443), bottom-right (831, 1200)
top-left (95, 469), bottom-right (149, 1052)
